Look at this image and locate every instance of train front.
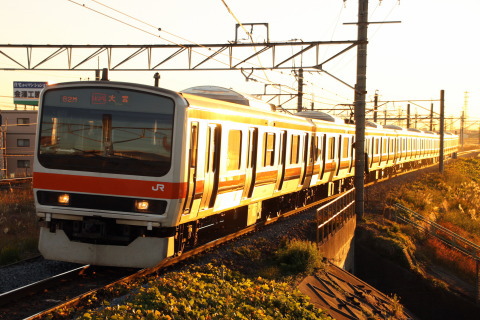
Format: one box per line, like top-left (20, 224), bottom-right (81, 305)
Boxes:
top-left (33, 81), bottom-right (187, 268)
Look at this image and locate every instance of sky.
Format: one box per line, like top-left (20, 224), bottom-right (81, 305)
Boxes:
top-left (1, 0), bottom-right (479, 126)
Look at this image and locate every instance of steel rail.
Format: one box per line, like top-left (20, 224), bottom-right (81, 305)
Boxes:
top-left (19, 150), bottom-right (469, 319)
top-left (0, 265), bottom-right (90, 306)
top-left (25, 193), bottom-right (338, 320)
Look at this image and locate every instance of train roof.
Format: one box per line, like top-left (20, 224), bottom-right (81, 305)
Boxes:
top-left (294, 111), bottom-right (346, 125)
top-left (181, 86), bottom-right (274, 111)
top-left (366, 121), bottom-right (382, 128)
top-left (383, 124), bottom-right (404, 130)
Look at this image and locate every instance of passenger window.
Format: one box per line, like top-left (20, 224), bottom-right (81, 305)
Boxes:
top-left (291, 135), bottom-right (299, 164)
top-left (317, 135), bottom-right (323, 161)
top-left (342, 137), bottom-right (349, 158)
top-left (328, 137), bottom-right (336, 160)
top-left (227, 130), bottom-right (242, 171)
top-left (263, 132), bottom-right (275, 166)
top-left (189, 123), bottom-right (198, 167)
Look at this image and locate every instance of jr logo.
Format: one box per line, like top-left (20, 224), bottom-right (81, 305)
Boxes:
top-left (152, 184), bottom-right (165, 192)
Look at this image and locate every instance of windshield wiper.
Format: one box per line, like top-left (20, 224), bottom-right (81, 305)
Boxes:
top-left (72, 148), bottom-right (103, 157)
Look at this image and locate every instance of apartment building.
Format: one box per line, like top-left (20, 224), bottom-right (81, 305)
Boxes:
top-left (0, 110), bottom-right (37, 179)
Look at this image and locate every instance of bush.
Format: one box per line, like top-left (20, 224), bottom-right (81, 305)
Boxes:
top-left (0, 186), bottom-right (38, 265)
top-left (77, 264), bottom-right (331, 320)
top-left (275, 239), bottom-right (323, 275)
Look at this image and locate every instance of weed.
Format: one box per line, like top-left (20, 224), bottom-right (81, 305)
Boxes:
top-left (275, 239), bottom-right (324, 275)
top-left (76, 264), bottom-right (332, 320)
top-left (0, 186), bottom-right (38, 265)
top-left (389, 294), bottom-right (407, 320)
top-left (377, 158), bottom-right (480, 291)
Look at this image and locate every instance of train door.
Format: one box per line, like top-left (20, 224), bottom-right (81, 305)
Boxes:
top-left (275, 130), bottom-right (287, 192)
top-left (200, 124), bottom-right (221, 210)
top-left (386, 137), bottom-right (391, 163)
top-left (242, 127), bottom-right (258, 199)
top-left (335, 135), bottom-right (342, 177)
top-left (304, 134), bottom-right (316, 186)
top-left (372, 137), bottom-right (379, 169)
top-left (348, 135), bottom-right (355, 173)
top-left (365, 137), bottom-right (373, 169)
top-left (325, 135), bottom-right (337, 178)
top-left (319, 134), bottom-right (327, 180)
top-left (388, 138), bottom-right (392, 162)
top-left (183, 122), bottom-right (199, 214)
top-left (301, 133), bottom-right (313, 187)
top-left (379, 137), bottom-right (384, 165)
top-left (398, 137), bottom-right (403, 162)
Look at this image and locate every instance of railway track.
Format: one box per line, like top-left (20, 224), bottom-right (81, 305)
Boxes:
top-left (7, 193), bottom-right (336, 320)
top-left (0, 263), bottom-right (136, 320)
top-left (4, 152), bottom-right (474, 319)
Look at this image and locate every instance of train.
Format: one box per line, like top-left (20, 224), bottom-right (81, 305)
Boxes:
top-left (33, 81), bottom-right (459, 268)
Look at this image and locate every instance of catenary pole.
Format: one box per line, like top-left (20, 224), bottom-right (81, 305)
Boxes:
top-left (354, 0), bottom-right (369, 219)
top-left (439, 90), bottom-right (445, 173)
top-left (297, 68), bottom-right (304, 112)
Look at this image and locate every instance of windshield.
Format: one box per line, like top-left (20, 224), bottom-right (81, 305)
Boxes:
top-left (38, 87), bottom-right (174, 176)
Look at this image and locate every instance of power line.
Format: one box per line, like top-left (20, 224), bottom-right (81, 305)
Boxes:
top-left (65, 0), bottom-right (355, 108)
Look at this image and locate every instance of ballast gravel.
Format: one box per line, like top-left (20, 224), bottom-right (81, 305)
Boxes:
top-left (0, 257), bottom-right (81, 293)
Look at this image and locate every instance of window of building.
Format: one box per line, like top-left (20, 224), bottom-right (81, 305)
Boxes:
top-left (17, 139), bottom-right (30, 147)
top-left (227, 130), bottom-right (242, 171)
top-left (17, 118), bottom-right (29, 126)
top-left (17, 160), bottom-right (30, 168)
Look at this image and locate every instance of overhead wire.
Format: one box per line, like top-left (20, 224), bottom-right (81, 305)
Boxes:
top-left (68, 0), bottom-right (274, 81)
top-left (219, 0), bottom-right (272, 83)
top-left (87, 2), bottom-right (337, 108)
top-left (106, 0), bottom-right (351, 106)
top-left (65, 0), bottom-right (352, 108)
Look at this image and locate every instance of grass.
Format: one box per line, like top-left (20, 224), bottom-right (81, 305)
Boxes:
top-left (75, 264), bottom-right (333, 320)
top-left (0, 185), bottom-right (39, 265)
top-left (371, 158), bottom-right (480, 287)
top-left (275, 239), bottom-right (324, 275)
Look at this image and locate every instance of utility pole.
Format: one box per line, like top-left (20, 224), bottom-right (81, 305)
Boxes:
top-left (462, 91), bottom-right (468, 146)
top-left (354, 0), bottom-right (368, 220)
top-left (439, 90), bottom-right (445, 173)
top-left (406, 104), bottom-right (411, 128)
top-left (478, 124), bottom-right (480, 145)
top-left (430, 103), bottom-right (434, 131)
top-left (373, 92), bottom-right (378, 122)
top-left (297, 68), bottom-right (304, 112)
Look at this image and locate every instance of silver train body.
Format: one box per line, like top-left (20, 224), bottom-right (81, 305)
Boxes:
top-left (33, 81), bottom-right (458, 267)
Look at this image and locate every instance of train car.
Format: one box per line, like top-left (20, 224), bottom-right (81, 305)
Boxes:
top-left (33, 81), bottom-right (458, 267)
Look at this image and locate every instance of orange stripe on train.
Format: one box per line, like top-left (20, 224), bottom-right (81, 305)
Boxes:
top-left (33, 172), bottom-right (187, 199)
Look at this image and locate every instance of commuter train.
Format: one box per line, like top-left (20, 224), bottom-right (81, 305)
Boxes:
top-left (33, 81), bottom-right (458, 268)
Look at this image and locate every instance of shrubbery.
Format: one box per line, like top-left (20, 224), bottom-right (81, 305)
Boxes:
top-left (275, 239), bottom-right (323, 275)
top-left (78, 264), bottom-right (331, 320)
top-left (0, 187), bottom-right (38, 265)
top-left (384, 158), bottom-right (480, 281)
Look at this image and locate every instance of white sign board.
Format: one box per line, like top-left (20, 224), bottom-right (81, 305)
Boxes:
top-left (13, 81), bottom-right (47, 106)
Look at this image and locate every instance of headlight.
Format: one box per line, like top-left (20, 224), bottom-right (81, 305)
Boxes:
top-left (135, 200), bottom-right (150, 212)
top-left (58, 194), bottom-right (70, 205)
